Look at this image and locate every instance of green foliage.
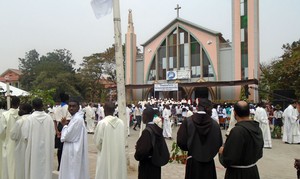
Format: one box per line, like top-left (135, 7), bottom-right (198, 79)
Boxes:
top-left (78, 44), bottom-right (121, 102)
top-left (20, 88), bottom-right (56, 107)
top-left (169, 142), bottom-right (187, 164)
top-left (239, 85), bottom-right (247, 101)
top-left (260, 39), bottom-right (300, 99)
top-left (19, 49), bottom-right (81, 100)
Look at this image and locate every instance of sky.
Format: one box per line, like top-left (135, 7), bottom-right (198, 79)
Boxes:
top-left (0, 0), bottom-right (300, 74)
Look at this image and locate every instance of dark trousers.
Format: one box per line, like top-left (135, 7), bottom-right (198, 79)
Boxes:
top-left (57, 147), bottom-right (63, 170)
top-left (55, 122), bottom-right (64, 171)
top-left (134, 116), bottom-right (142, 129)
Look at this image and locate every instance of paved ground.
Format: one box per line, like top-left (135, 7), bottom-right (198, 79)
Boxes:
top-left (53, 126), bottom-right (300, 179)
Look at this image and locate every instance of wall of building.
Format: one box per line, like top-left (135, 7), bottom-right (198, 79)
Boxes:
top-left (135, 57), bottom-right (144, 100)
top-left (219, 47), bottom-right (236, 100)
top-left (143, 21), bottom-right (220, 83)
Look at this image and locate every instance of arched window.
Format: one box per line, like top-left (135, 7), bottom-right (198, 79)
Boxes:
top-left (147, 26), bottom-right (214, 81)
top-left (203, 49), bottom-right (214, 77)
top-left (191, 36), bottom-right (200, 78)
top-left (148, 56), bottom-right (156, 81)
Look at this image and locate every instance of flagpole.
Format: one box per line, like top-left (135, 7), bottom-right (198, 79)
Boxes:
top-left (112, 0), bottom-right (130, 168)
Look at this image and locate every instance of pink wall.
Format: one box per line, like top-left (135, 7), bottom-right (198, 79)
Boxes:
top-left (232, 0), bottom-right (242, 99)
top-left (143, 21), bottom-right (220, 82)
top-left (125, 33), bottom-right (137, 85)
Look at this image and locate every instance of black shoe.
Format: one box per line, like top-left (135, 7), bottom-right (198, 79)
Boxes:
top-left (133, 128), bottom-right (137, 131)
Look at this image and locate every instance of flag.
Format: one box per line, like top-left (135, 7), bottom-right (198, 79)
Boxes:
top-left (91, 0), bottom-right (113, 19)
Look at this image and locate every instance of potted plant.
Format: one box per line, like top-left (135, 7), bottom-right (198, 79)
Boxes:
top-left (169, 141), bottom-right (188, 164)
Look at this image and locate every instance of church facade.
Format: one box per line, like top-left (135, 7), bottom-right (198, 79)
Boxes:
top-left (125, 0), bottom-right (259, 102)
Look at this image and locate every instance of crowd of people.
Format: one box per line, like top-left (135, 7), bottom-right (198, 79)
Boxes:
top-left (0, 94), bottom-right (300, 179)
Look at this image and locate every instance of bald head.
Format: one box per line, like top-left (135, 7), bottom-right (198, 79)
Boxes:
top-left (234, 101), bottom-right (250, 118)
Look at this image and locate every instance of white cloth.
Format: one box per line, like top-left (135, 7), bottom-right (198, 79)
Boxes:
top-left (96, 105), bottom-right (105, 121)
top-left (162, 108), bottom-right (172, 138)
top-left (10, 114), bottom-right (30, 179)
top-left (23, 111), bottom-right (55, 179)
top-left (83, 105), bottom-right (96, 133)
top-left (186, 110), bottom-right (193, 118)
top-left (94, 115), bottom-right (127, 179)
top-left (59, 111), bottom-right (89, 179)
top-left (282, 105), bottom-right (300, 143)
top-left (0, 108), bottom-right (19, 179)
top-left (126, 107), bottom-right (131, 136)
top-left (0, 109), bottom-right (5, 179)
top-left (254, 107), bottom-right (272, 148)
top-left (225, 110), bottom-right (237, 136)
top-left (211, 108), bottom-right (219, 124)
top-left (54, 104), bottom-right (71, 122)
top-left (91, 0), bottom-right (113, 19)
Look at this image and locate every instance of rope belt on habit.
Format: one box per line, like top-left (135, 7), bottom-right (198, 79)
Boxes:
top-left (230, 163), bottom-right (256, 169)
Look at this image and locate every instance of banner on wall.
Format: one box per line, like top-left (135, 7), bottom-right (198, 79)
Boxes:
top-left (154, 83), bottom-right (178, 91)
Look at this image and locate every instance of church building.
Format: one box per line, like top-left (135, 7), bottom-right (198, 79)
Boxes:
top-left (125, 0), bottom-right (259, 102)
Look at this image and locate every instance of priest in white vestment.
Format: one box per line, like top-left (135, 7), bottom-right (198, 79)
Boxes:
top-left (83, 103), bottom-right (96, 133)
top-left (59, 100), bottom-right (90, 179)
top-left (94, 102), bottom-right (127, 179)
top-left (0, 103), bottom-right (6, 179)
top-left (282, 101), bottom-right (300, 144)
top-left (254, 103), bottom-right (272, 148)
top-left (126, 104), bottom-right (132, 136)
top-left (0, 96), bottom-right (20, 179)
top-left (162, 105), bottom-right (172, 139)
top-left (23, 98), bottom-right (55, 179)
top-left (225, 109), bottom-right (237, 136)
top-left (10, 103), bottom-right (33, 179)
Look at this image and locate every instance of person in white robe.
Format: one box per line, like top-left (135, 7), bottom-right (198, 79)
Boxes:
top-left (53, 93), bottom-right (71, 171)
top-left (10, 103), bottom-right (32, 179)
top-left (162, 105), bottom-right (172, 139)
top-left (254, 103), bottom-right (272, 148)
top-left (23, 98), bottom-right (55, 179)
top-left (186, 106), bottom-right (194, 118)
top-left (0, 101), bottom-right (6, 179)
top-left (94, 102), bottom-right (127, 179)
top-left (0, 96), bottom-right (20, 179)
top-left (96, 103), bottom-right (105, 121)
top-left (83, 102), bottom-right (96, 133)
top-left (211, 104), bottom-right (219, 124)
top-left (126, 104), bottom-right (132, 136)
top-left (282, 101), bottom-right (300, 144)
top-left (225, 109), bottom-right (237, 136)
top-left (59, 100), bottom-right (89, 179)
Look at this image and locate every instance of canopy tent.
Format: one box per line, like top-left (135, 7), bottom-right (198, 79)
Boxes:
top-left (0, 82), bottom-right (29, 96)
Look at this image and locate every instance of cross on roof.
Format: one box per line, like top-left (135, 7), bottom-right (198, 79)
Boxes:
top-left (175, 4), bottom-right (181, 18)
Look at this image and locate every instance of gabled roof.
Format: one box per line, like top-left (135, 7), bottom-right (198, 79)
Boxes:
top-left (0, 68), bottom-right (22, 77)
top-left (141, 17), bottom-right (222, 46)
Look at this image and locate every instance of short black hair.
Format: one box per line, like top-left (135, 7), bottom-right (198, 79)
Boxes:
top-left (19, 103), bottom-right (33, 116)
top-left (142, 107), bottom-right (155, 123)
top-left (197, 98), bottom-right (212, 109)
top-left (11, 96), bottom-right (20, 107)
top-left (104, 102), bottom-right (116, 116)
top-left (59, 93), bottom-right (69, 103)
top-left (69, 97), bottom-right (80, 106)
top-left (234, 101), bottom-right (250, 117)
top-left (32, 98), bottom-right (43, 109)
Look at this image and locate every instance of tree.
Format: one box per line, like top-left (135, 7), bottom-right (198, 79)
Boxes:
top-left (78, 44), bottom-right (129, 101)
top-left (19, 49), bottom-right (81, 100)
top-left (260, 39), bottom-right (300, 99)
top-left (79, 53), bottom-right (106, 102)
